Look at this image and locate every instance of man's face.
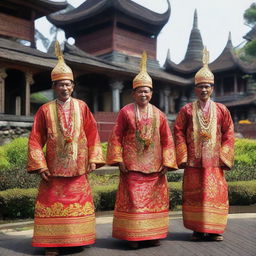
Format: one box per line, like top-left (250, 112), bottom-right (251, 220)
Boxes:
top-left (194, 83), bottom-right (214, 102)
top-left (132, 86), bottom-right (153, 107)
top-left (53, 79), bottom-right (74, 102)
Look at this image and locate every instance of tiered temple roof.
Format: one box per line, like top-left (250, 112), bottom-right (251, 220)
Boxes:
top-left (209, 32), bottom-right (256, 74)
top-left (0, 0), bottom-right (68, 19)
top-left (48, 0), bottom-right (171, 37)
top-left (63, 42), bottom-right (191, 85)
top-left (164, 9), bottom-right (203, 76)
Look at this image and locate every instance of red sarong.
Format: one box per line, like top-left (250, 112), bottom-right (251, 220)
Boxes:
top-left (113, 171), bottom-right (169, 241)
top-left (32, 175), bottom-right (95, 247)
top-left (182, 167), bottom-right (229, 234)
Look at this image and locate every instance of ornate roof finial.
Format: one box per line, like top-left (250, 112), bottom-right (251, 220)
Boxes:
top-left (193, 9), bottom-right (198, 29)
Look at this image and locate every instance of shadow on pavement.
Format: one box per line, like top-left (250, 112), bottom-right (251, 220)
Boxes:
top-left (0, 235), bottom-right (43, 255)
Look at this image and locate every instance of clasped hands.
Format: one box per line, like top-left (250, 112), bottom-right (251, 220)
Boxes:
top-left (38, 163), bottom-right (97, 181)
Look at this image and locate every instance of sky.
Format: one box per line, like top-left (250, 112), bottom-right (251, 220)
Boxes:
top-left (35, 0), bottom-right (255, 66)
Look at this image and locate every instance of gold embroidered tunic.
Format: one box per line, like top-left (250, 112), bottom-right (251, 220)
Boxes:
top-left (27, 98), bottom-right (105, 176)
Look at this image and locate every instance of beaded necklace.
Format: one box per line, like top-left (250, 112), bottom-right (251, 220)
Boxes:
top-left (134, 103), bottom-right (156, 149)
top-left (56, 99), bottom-right (75, 143)
top-left (195, 101), bottom-right (212, 141)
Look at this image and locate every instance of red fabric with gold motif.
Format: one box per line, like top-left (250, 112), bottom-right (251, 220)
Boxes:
top-left (107, 103), bottom-right (177, 172)
top-left (27, 98), bottom-right (105, 176)
top-left (107, 103), bottom-right (177, 241)
top-left (174, 101), bottom-right (234, 233)
top-left (32, 175), bottom-right (95, 247)
top-left (174, 102), bottom-right (234, 169)
top-left (182, 167), bottom-right (229, 233)
top-left (28, 98), bottom-right (105, 247)
top-left (112, 171), bottom-right (169, 241)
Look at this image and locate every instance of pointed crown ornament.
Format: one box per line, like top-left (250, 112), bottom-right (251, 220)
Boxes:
top-left (133, 51), bottom-right (152, 89)
top-left (195, 46), bottom-right (214, 85)
top-left (51, 41), bottom-right (74, 82)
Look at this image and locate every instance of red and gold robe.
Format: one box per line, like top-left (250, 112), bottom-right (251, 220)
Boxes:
top-left (107, 103), bottom-right (177, 241)
top-left (27, 98), bottom-right (105, 247)
top-left (174, 101), bottom-right (234, 234)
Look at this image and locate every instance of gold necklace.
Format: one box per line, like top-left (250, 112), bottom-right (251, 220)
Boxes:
top-left (196, 101), bottom-right (213, 141)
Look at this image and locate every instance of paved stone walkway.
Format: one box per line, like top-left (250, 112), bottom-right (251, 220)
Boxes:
top-left (0, 213), bottom-right (255, 256)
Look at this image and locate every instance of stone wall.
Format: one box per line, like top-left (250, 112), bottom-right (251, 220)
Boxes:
top-left (0, 127), bottom-right (30, 145)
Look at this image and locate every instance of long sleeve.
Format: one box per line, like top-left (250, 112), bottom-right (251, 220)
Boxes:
top-left (160, 115), bottom-right (177, 170)
top-left (106, 110), bottom-right (126, 165)
top-left (219, 107), bottom-right (235, 170)
top-left (27, 108), bottom-right (48, 172)
top-left (174, 107), bottom-right (188, 168)
top-left (83, 104), bottom-right (105, 168)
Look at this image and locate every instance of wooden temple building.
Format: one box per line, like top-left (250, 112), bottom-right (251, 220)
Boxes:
top-left (0, 0), bottom-right (256, 142)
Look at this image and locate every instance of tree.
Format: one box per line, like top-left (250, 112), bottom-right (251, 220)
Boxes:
top-left (243, 3), bottom-right (256, 59)
top-left (244, 3), bottom-right (256, 26)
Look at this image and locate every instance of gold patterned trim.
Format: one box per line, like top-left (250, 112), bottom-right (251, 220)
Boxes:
top-left (113, 211), bottom-right (169, 239)
top-left (35, 201), bottom-right (94, 217)
top-left (176, 142), bottom-right (188, 167)
top-left (162, 147), bottom-right (178, 169)
top-left (106, 145), bottom-right (123, 164)
top-left (33, 216), bottom-right (95, 245)
top-left (220, 145), bottom-right (234, 169)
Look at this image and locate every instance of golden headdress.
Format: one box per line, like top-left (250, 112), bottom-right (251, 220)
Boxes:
top-left (51, 41), bottom-right (74, 82)
top-left (195, 47), bottom-right (214, 85)
top-left (133, 51), bottom-right (152, 89)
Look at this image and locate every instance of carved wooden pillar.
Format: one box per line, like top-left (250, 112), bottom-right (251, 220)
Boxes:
top-left (110, 80), bottom-right (124, 112)
top-left (163, 87), bottom-right (171, 115)
top-left (25, 72), bottom-right (34, 116)
top-left (0, 68), bottom-right (7, 113)
top-left (234, 74), bottom-right (238, 94)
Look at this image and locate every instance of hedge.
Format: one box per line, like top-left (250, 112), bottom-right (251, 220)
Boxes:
top-left (228, 180), bottom-right (256, 205)
top-left (0, 168), bottom-right (40, 191)
top-left (1, 180), bottom-right (255, 220)
top-left (1, 138), bottom-right (256, 191)
top-left (0, 137), bottom-right (28, 170)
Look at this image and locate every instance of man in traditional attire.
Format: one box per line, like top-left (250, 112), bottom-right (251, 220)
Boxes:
top-left (27, 41), bottom-right (105, 256)
top-left (174, 47), bottom-right (235, 241)
top-left (107, 51), bottom-right (177, 249)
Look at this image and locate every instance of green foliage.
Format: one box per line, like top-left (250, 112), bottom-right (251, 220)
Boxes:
top-left (101, 142), bottom-right (107, 159)
top-left (30, 92), bottom-right (50, 104)
top-left (0, 188), bottom-right (37, 219)
top-left (167, 172), bottom-right (183, 182)
top-left (225, 166), bottom-right (256, 182)
top-left (0, 181), bottom-right (255, 219)
top-left (0, 147), bottom-right (10, 170)
top-left (0, 137), bottom-right (28, 170)
top-left (228, 180), bottom-right (256, 205)
top-left (89, 173), bottom-right (119, 187)
top-left (93, 185), bottom-right (117, 211)
top-left (244, 3), bottom-right (256, 26)
top-left (244, 40), bottom-right (256, 57)
top-left (169, 182), bottom-right (182, 210)
top-left (235, 139), bottom-right (256, 165)
top-left (0, 168), bottom-right (40, 191)
top-left (225, 139), bottom-right (256, 182)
